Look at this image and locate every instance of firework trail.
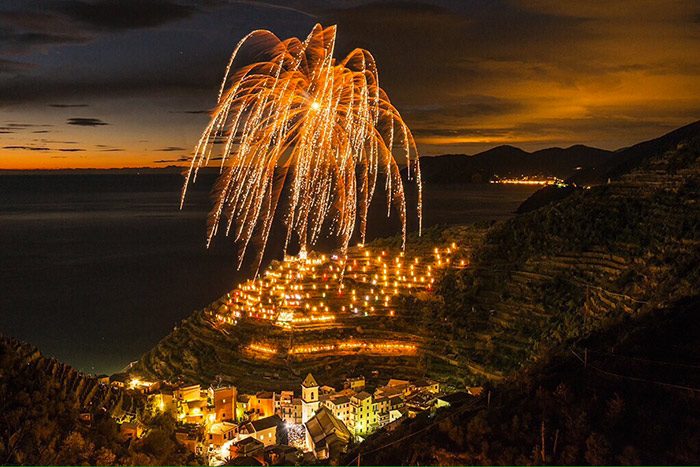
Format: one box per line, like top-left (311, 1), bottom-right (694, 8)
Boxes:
top-left (181, 24), bottom-right (421, 268)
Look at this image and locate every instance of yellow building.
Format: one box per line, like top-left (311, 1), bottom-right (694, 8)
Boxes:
top-left (176, 384), bottom-right (201, 403)
top-left (119, 421), bottom-right (143, 440)
top-left (344, 376), bottom-right (365, 392)
top-left (150, 391), bottom-right (176, 415)
top-left (349, 391), bottom-right (374, 436)
top-left (181, 399), bottom-right (211, 423)
top-left (321, 395), bottom-right (351, 425)
top-left (237, 394), bottom-right (258, 421)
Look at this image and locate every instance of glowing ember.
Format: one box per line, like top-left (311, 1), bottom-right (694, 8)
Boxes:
top-left (291, 341), bottom-right (416, 355)
top-left (181, 24), bottom-right (421, 268)
top-left (249, 343), bottom-right (276, 354)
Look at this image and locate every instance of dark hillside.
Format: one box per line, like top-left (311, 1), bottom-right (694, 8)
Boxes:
top-left (345, 296), bottom-right (700, 465)
top-left (133, 133), bottom-right (700, 395)
top-left (342, 130), bottom-right (700, 465)
top-left (417, 144), bottom-right (614, 184)
top-left (568, 119), bottom-right (700, 186)
top-left (0, 336), bottom-right (196, 465)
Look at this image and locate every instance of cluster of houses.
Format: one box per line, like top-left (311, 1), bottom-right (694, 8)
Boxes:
top-left (116, 373), bottom-right (473, 465)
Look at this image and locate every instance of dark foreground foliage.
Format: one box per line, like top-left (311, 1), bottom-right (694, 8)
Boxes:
top-left (0, 337), bottom-right (198, 465)
top-left (346, 297), bottom-right (700, 465)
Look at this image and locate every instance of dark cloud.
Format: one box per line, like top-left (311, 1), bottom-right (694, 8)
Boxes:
top-left (0, 29), bottom-right (89, 54)
top-left (0, 58), bottom-right (34, 73)
top-left (2, 123), bottom-right (49, 128)
top-left (411, 127), bottom-right (511, 138)
top-left (49, 103), bottom-right (88, 108)
top-left (156, 146), bottom-right (186, 152)
top-left (153, 156), bottom-right (189, 163)
top-left (58, 0), bottom-right (198, 31)
top-left (0, 74), bottom-right (215, 106)
top-left (0, 123), bottom-right (52, 131)
top-left (3, 145), bottom-right (51, 151)
top-left (401, 99), bottom-right (525, 128)
top-left (66, 117), bottom-right (108, 126)
top-left (168, 109), bottom-right (210, 114)
top-left (0, 0), bottom-right (199, 53)
top-left (56, 148), bottom-right (85, 152)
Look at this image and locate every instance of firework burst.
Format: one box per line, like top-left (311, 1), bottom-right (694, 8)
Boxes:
top-left (181, 24), bottom-right (421, 268)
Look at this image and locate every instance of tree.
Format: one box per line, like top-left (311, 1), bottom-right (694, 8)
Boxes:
top-left (585, 432), bottom-right (610, 466)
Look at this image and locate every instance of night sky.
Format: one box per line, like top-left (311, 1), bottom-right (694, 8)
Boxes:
top-left (2, 0), bottom-right (700, 169)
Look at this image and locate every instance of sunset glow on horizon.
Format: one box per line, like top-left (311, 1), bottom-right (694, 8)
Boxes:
top-left (2, 1), bottom-right (700, 170)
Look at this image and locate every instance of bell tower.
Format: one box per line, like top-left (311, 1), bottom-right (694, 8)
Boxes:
top-left (301, 373), bottom-right (319, 423)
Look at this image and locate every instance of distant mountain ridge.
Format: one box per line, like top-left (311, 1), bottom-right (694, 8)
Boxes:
top-left (518, 119), bottom-right (700, 213)
top-left (417, 144), bottom-right (614, 183)
top-left (567, 119), bottom-right (700, 185)
top-left (417, 119), bottom-right (700, 185)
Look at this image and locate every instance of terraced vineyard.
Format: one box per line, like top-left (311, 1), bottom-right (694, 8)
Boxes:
top-left (133, 132), bottom-right (700, 393)
top-left (340, 127), bottom-right (700, 465)
top-left (426, 136), bottom-right (700, 379)
top-left (130, 225), bottom-right (486, 391)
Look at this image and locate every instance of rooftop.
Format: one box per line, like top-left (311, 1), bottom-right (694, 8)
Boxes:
top-left (235, 436), bottom-right (264, 447)
top-left (305, 407), bottom-right (351, 444)
top-left (412, 379), bottom-right (437, 388)
top-left (329, 395), bottom-right (350, 405)
top-left (387, 379), bottom-right (409, 387)
top-left (247, 414), bottom-right (283, 432)
top-left (209, 422), bottom-right (237, 435)
top-left (302, 373), bottom-right (318, 388)
top-left (437, 391), bottom-right (470, 405)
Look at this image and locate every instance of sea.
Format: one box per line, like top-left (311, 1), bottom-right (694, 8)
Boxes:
top-left (0, 174), bottom-right (537, 375)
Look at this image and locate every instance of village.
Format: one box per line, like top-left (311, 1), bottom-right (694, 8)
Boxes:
top-left (111, 371), bottom-right (477, 465)
top-left (103, 241), bottom-right (475, 465)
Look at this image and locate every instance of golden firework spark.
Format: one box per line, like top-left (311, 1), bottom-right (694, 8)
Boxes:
top-left (181, 24), bottom-right (421, 268)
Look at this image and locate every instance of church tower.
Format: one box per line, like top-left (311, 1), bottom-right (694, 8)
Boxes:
top-left (301, 373), bottom-right (319, 423)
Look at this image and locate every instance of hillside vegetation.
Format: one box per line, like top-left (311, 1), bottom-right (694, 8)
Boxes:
top-left (133, 128), bottom-right (700, 396)
top-left (346, 296), bottom-right (700, 465)
top-left (441, 136), bottom-right (700, 374)
top-left (342, 133), bottom-right (700, 463)
top-left (131, 225), bottom-right (488, 391)
top-left (0, 336), bottom-right (196, 465)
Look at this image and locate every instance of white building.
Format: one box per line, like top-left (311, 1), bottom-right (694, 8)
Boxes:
top-left (301, 373), bottom-right (319, 424)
